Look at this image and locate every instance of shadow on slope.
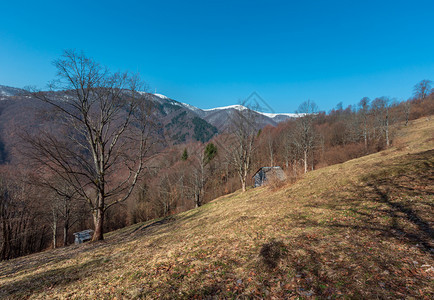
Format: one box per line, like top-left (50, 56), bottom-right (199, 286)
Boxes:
top-left (279, 150), bottom-right (434, 297)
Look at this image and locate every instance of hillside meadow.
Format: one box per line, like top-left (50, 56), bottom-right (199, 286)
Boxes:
top-left (0, 117), bottom-right (433, 299)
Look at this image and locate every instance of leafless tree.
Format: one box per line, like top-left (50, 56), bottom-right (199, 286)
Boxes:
top-left (403, 100), bottom-right (411, 126)
top-left (293, 100), bottom-right (318, 173)
top-left (282, 128), bottom-right (300, 177)
top-left (27, 50), bottom-right (155, 241)
top-left (225, 107), bottom-right (258, 192)
top-left (0, 174), bottom-right (47, 260)
top-left (0, 177), bottom-right (13, 259)
top-left (189, 143), bottom-right (217, 207)
top-left (357, 97), bottom-right (371, 152)
top-left (190, 150), bottom-right (206, 207)
top-left (371, 97), bottom-right (394, 148)
top-left (156, 174), bottom-right (180, 216)
top-left (413, 80), bottom-right (432, 101)
top-left (44, 180), bottom-right (86, 247)
top-left (266, 133), bottom-right (275, 167)
top-left (282, 132), bottom-right (292, 169)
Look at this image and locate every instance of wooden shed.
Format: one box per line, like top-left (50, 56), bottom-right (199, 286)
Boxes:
top-left (73, 229), bottom-right (94, 244)
top-left (252, 166), bottom-right (287, 187)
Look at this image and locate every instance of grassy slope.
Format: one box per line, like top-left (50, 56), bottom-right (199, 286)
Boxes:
top-left (1, 117), bottom-right (433, 299)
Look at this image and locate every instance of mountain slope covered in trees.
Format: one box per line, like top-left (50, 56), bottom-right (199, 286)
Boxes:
top-left (0, 87), bottom-right (300, 162)
top-left (0, 117), bottom-right (432, 299)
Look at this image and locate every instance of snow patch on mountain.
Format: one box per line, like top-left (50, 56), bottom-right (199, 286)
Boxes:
top-left (203, 105), bottom-right (248, 112)
top-left (0, 85), bottom-right (24, 98)
top-left (152, 94), bottom-right (300, 120)
top-left (259, 112), bottom-right (304, 118)
top-left (154, 93), bottom-right (169, 99)
top-left (180, 102), bottom-right (202, 113)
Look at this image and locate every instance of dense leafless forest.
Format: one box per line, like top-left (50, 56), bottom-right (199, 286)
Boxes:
top-left (0, 53), bottom-right (432, 260)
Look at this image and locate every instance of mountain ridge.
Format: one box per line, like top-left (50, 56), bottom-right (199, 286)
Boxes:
top-left (0, 85), bottom-right (301, 147)
top-left (0, 85), bottom-right (26, 98)
top-left (151, 93), bottom-right (301, 131)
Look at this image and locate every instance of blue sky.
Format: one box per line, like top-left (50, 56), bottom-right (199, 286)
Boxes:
top-left (1, 0), bottom-right (433, 113)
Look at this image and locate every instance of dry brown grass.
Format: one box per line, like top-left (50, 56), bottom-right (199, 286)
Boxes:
top-left (266, 176), bottom-right (287, 192)
top-left (0, 117), bottom-right (433, 299)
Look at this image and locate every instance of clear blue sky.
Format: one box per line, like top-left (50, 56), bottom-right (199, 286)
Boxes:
top-left (1, 0), bottom-right (433, 113)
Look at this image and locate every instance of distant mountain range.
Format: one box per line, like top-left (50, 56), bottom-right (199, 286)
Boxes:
top-left (0, 85), bottom-right (25, 98)
top-left (151, 93), bottom-right (301, 131)
top-left (0, 85), bottom-right (300, 163)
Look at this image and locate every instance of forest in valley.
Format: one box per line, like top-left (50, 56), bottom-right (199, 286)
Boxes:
top-left (0, 52), bottom-right (433, 261)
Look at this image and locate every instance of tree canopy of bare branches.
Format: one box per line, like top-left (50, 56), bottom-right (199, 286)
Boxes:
top-left (413, 79), bottom-right (432, 101)
top-left (224, 107), bottom-right (258, 192)
top-left (293, 100), bottom-right (318, 173)
top-left (27, 50), bottom-right (155, 241)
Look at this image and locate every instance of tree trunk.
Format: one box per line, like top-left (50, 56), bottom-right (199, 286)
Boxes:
top-left (304, 150), bottom-right (308, 174)
top-left (241, 166), bottom-right (248, 192)
top-left (195, 192), bottom-right (201, 208)
top-left (385, 128), bottom-right (389, 147)
top-left (241, 180), bottom-right (246, 192)
top-left (404, 103), bottom-right (410, 126)
top-left (63, 218), bottom-right (69, 246)
top-left (52, 209), bottom-right (57, 249)
top-left (364, 127), bottom-right (368, 153)
top-left (1, 217), bottom-right (10, 260)
top-left (92, 207), bottom-right (104, 241)
top-left (63, 198), bottom-right (70, 246)
top-left (385, 117), bottom-right (390, 148)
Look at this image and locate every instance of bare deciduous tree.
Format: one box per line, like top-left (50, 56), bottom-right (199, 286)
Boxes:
top-left (403, 100), bottom-right (411, 126)
top-left (27, 50), bottom-right (155, 241)
top-left (358, 97), bottom-right (371, 152)
top-left (0, 173), bottom-right (46, 260)
top-left (189, 142), bottom-right (217, 207)
top-left (43, 180), bottom-right (86, 247)
top-left (191, 150), bottom-right (206, 208)
top-left (372, 97), bottom-right (394, 148)
top-left (225, 107), bottom-right (258, 192)
top-left (413, 80), bottom-right (432, 101)
top-left (266, 133), bottom-right (275, 167)
top-left (282, 127), bottom-right (300, 176)
top-left (293, 100), bottom-right (318, 173)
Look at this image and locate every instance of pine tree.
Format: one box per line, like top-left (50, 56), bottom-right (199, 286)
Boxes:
top-left (204, 143), bottom-right (217, 164)
top-left (181, 148), bottom-right (188, 161)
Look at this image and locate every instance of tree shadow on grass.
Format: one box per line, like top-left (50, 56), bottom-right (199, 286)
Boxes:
top-left (0, 257), bottom-right (105, 298)
top-left (313, 150), bottom-right (433, 254)
top-left (366, 181), bottom-right (433, 253)
top-left (274, 150), bottom-right (434, 298)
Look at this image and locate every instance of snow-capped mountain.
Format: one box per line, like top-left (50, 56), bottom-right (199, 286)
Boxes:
top-left (152, 93), bottom-right (301, 131)
top-left (0, 85), bottom-right (25, 98)
top-left (203, 104), bottom-right (249, 112)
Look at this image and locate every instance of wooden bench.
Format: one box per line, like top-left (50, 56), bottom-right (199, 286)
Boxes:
top-left (73, 229), bottom-right (94, 244)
